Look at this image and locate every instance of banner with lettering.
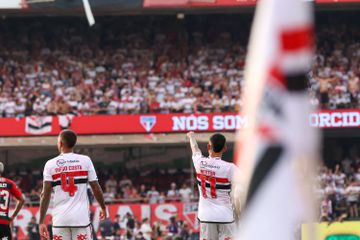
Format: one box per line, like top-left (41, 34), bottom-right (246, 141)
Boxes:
top-left (11, 202), bottom-right (199, 239)
top-left (0, 110), bottom-right (359, 137)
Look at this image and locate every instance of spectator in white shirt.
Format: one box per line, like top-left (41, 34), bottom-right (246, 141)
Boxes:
top-left (167, 182), bottom-right (179, 201)
top-left (4, 97), bottom-right (16, 117)
top-left (103, 187), bottom-right (115, 203)
top-left (147, 186), bottom-right (160, 204)
top-left (33, 99), bottom-right (46, 115)
top-left (107, 98), bottom-right (119, 115)
top-left (320, 195), bottom-right (333, 218)
top-left (333, 165), bottom-right (346, 188)
top-left (140, 218), bottom-right (152, 240)
top-left (212, 94), bottom-right (223, 112)
top-left (354, 167), bottom-right (360, 182)
top-left (119, 175), bottom-right (133, 189)
top-left (15, 99), bottom-right (26, 118)
top-left (78, 99), bottom-right (91, 115)
top-left (160, 96), bottom-right (172, 114)
top-left (345, 178), bottom-right (359, 219)
top-left (179, 184), bottom-right (192, 203)
top-left (105, 175), bottom-right (118, 195)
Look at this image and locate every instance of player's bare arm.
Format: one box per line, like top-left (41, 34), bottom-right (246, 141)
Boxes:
top-left (39, 181), bottom-right (52, 239)
top-left (9, 194), bottom-right (25, 222)
top-left (187, 131), bottom-right (201, 155)
top-left (89, 180), bottom-right (107, 219)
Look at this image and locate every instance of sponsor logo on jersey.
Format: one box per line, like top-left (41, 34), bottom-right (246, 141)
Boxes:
top-left (77, 234), bottom-right (87, 240)
top-left (56, 159), bottom-right (66, 167)
top-left (140, 116), bottom-right (157, 132)
top-left (67, 160), bottom-right (80, 164)
top-left (200, 161), bottom-right (220, 169)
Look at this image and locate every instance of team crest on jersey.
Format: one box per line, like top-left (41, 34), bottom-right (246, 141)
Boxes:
top-left (53, 235), bottom-right (63, 240)
top-left (77, 234), bottom-right (87, 240)
top-left (140, 116), bottom-right (157, 132)
top-left (56, 159), bottom-right (66, 167)
top-left (200, 161), bottom-right (220, 169)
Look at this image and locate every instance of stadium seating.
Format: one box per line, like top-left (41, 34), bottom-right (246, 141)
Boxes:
top-left (0, 16), bottom-right (358, 118)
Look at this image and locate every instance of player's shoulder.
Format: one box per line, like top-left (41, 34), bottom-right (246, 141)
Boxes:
top-left (219, 160), bottom-right (239, 171)
top-left (218, 158), bottom-right (234, 167)
top-left (192, 152), bottom-right (206, 163)
top-left (44, 155), bottom-right (62, 167)
top-left (72, 153), bottom-right (92, 162)
top-left (1, 177), bottom-right (17, 186)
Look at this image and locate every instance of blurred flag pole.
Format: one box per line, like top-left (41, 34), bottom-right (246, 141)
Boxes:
top-left (233, 0), bottom-right (320, 239)
top-left (82, 0), bottom-right (95, 26)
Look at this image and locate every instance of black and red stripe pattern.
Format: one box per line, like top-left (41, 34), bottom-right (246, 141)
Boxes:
top-left (196, 173), bottom-right (231, 199)
top-left (51, 171), bottom-right (89, 196)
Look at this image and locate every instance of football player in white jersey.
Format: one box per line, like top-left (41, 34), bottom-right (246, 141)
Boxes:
top-left (39, 130), bottom-right (107, 240)
top-left (187, 131), bottom-right (239, 240)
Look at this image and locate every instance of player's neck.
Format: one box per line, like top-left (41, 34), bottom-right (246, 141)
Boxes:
top-left (209, 153), bottom-right (222, 159)
top-left (61, 149), bottom-right (73, 154)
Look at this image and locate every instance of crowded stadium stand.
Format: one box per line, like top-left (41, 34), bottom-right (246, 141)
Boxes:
top-left (0, 1), bottom-right (359, 239)
top-left (0, 14), bottom-right (359, 118)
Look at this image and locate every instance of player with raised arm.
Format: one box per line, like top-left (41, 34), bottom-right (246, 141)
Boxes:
top-left (39, 130), bottom-right (107, 240)
top-left (187, 132), bottom-right (239, 240)
top-left (0, 162), bottom-right (25, 240)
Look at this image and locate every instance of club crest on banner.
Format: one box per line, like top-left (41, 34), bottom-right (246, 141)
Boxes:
top-left (140, 116), bottom-right (157, 132)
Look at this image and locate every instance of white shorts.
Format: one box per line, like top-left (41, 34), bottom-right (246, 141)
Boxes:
top-left (53, 225), bottom-right (93, 240)
top-left (200, 222), bottom-right (235, 240)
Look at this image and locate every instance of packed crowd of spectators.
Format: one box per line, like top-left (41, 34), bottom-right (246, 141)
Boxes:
top-left (6, 167), bottom-right (195, 206)
top-left (101, 176), bottom-right (193, 204)
top-left (316, 161), bottom-right (360, 221)
top-left (19, 212), bottom-right (193, 240)
top-left (9, 158), bottom-right (360, 223)
top-left (95, 213), bottom-right (193, 240)
top-left (308, 23), bottom-right (360, 110)
top-left (0, 15), bottom-right (359, 118)
top-left (8, 167), bottom-right (196, 239)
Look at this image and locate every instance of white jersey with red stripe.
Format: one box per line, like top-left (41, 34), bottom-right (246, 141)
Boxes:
top-left (43, 152), bottom-right (98, 227)
top-left (192, 152), bottom-right (239, 223)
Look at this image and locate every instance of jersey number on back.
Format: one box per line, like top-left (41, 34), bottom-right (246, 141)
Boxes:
top-left (199, 175), bottom-right (217, 199)
top-left (61, 173), bottom-right (78, 197)
top-left (0, 190), bottom-right (10, 210)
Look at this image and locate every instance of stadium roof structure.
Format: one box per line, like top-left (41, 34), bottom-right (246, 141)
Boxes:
top-left (0, 0), bottom-right (359, 16)
top-left (0, 0), bottom-right (142, 15)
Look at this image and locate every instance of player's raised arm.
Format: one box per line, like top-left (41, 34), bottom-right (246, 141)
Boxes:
top-left (187, 131), bottom-right (202, 156)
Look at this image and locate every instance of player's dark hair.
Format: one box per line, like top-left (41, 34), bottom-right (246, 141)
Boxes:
top-left (60, 129), bottom-right (77, 149)
top-left (210, 133), bottom-right (226, 153)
